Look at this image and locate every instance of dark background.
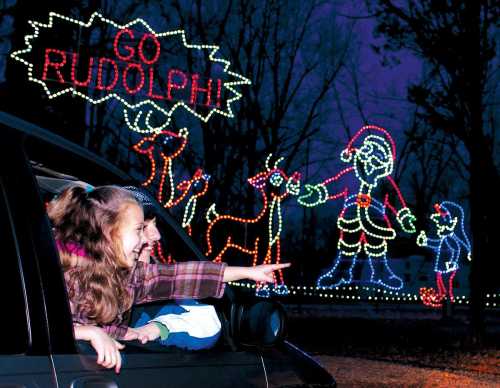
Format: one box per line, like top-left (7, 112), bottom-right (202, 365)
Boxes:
top-left (1, 0), bottom-right (499, 345)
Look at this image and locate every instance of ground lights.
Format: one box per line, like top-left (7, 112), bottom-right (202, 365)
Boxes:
top-left (227, 282), bottom-right (499, 307)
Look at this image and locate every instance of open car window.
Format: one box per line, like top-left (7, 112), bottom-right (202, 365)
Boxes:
top-left (31, 163), bottom-right (225, 355)
top-left (32, 164), bottom-right (205, 264)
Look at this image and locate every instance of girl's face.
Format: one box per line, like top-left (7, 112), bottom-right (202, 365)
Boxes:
top-left (119, 204), bottom-right (145, 267)
top-left (138, 217), bottom-right (161, 263)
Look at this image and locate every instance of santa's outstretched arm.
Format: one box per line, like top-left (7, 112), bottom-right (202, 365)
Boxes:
top-left (384, 175), bottom-right (417, 233)
top-left (297, 167), bottom-right (353, 207)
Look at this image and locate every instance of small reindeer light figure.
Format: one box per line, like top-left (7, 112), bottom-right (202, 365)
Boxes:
top-left (174, 169), bottom-right (211, 236)
top-left (132, 128), bottom-right (189, 207)
top-left (205, 155), bottom-right (301, 297)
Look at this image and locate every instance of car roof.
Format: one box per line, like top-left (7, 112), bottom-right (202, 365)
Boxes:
top-left (0, 110), bottom-right (207, 262)
top-left (0, 110), bottom-right (130, 181)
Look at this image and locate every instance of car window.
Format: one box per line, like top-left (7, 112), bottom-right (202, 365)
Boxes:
top-left (32, 170), bottom-right (205, 264)
top-left (153, 216), bottom-right (204, 263)
top-left (0, 179), bottom-right (30, 354)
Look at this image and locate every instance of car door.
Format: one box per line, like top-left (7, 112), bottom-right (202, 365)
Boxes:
top-left (7, 123), bottom-right (267, 387)
top-left (53, 347), bottom-right (267, 388)
top-left (0, 139), bottom-right (56, 388)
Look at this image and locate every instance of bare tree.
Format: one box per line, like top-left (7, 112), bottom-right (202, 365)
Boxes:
top-left (368, 0), bottom-right (500, 344)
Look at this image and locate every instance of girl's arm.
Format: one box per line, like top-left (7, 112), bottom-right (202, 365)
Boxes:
top-left (132, 261), bottom-right (228, 304)
top-left (223, 263), bottom-right (291, 282)
top-left (132, 262), bottom-right (291, 304)
top-left (74, 325), bottom-right (125, 373)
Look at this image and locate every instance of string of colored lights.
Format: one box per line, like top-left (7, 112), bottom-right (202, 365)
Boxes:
top-left (417, 201), bottom-right (471, 308)
top-left (178, 169), bottom-right (210, 231)
top-left (298, 125), bottom-right (416, 291)
top-left (227, 282), bottom-right (500, 307)
top-left (205, 155), bottom-right (301, 296)
top-left (131, 128), bottom-right (188, 207)
top-left (10, 11), bottom-right (251, 134)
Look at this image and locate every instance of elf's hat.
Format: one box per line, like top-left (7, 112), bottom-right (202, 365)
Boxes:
top-left (340, 125), bottom-right (396, 163)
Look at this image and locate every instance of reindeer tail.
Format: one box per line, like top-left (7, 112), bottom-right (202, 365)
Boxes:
top-left (205, 203), bottom-right (219, 224)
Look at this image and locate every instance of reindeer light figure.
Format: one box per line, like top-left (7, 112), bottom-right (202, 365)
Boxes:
top-left (205, 155), bottom-right (301, 297)
top-left (132, 128), bottom-right (189, 207)
top-left (175, 169), bottom-right (211, 236)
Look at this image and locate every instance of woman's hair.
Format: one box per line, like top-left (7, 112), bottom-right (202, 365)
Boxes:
top-left (123, 186), bottom-right (157, 221)
top-left (47, 185), bottom-right (141, 324)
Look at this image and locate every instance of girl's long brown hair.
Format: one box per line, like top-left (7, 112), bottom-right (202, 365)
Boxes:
top-left (47, 185), bottom-right (140, 325)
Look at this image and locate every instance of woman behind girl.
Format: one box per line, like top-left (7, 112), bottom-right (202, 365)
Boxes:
top-left (124, 186), bottom-right (222, 351)
top-left (48, 185), bottom-right (289, 373)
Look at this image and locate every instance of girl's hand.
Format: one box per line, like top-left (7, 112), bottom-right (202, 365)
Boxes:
top-left (130, 323), bottom-right (161, 343)
top-left (247, 263), bottom-right (291, 283)
top-left (74, 325), bottom-right (125, 374)
top-left (223, 263), bottom-right (291, 283)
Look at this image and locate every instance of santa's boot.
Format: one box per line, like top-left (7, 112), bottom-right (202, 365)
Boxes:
top-left (369, 255), bottom-right (403, 290)
top-left (317, 253), bottom-right (356, 289)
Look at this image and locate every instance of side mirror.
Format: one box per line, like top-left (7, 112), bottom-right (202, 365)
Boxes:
top-left (230, 300), bottom-right (286, 348)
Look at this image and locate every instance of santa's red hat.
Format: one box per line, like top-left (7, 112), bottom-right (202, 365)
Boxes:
top-left (341, 125), bottom-right (396, 162)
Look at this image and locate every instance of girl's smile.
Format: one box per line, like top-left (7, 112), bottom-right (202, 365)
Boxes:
top-left (119, 204), bottom-right (145, 267)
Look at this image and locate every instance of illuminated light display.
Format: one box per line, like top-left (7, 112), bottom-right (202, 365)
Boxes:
top-left (417, 201), bottom-right (471, 308)
top-left (176, 169), bottom-right (211, 235)
top-left (205, 155), bottom-right (301, 296)
top-left (298, 125), bottom-right (416, 290)
top-left (228, 281), bottom-right (499, 307)
top-left (10, 11), bottom-right (251, 134)
top-left (153, 240), bottom-right (175, 265)
top-left (132, 129), bottom-right (210, 236)
top-left (132, 128), bottom-right (189, 207)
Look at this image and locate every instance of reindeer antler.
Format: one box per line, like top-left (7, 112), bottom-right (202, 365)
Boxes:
top-left (124, 108), bottom-right (171, 134)
top-left (264, 153), bottom-right (285, 171)
top-left (265, 154), bottom-right (273, 171)
top-left (273, 156), bottom-right (284, 169)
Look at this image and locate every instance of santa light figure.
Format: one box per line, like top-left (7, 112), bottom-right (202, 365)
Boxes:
top-left (299, 125), bottom-right (416, 290)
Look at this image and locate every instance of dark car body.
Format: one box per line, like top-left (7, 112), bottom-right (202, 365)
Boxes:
top-left (0, 111), bottom-right (335, 388)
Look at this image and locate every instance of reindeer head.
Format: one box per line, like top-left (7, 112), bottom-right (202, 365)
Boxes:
top-left (177, 168), bottom-right (211, 198)
top-left (132, 127), bottom-right (189, 160)
top-left (247, 155), bottom-right (301, 200)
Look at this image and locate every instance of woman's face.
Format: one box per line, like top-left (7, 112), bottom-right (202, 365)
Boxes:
top-left (138, 217), bottom-right (161, 263)
top-left (119, 204), bottom-right (145, 267)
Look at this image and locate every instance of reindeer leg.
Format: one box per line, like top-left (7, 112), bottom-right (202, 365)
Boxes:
top-left (213, 236), bottom-right (233, 263)
top-left (272, 240), bottom-right (290, 296)
top-left (256, 245), bottom-right (273, 298)
top-left (142, 153), bottom-right (156, 186)
top-left (157, 157), bottom-right (169, 205)
top-left (159, 156), bottom-right (178, 208)
top-left (276, 239), bottom-right (284, 284)
top-left (165, 157), bottom-right (176, 207)
top-left (253, 237), bottom-right (270, 297)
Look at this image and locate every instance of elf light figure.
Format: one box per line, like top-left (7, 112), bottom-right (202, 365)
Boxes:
top-left (298, 125), bottom-right (416, 290)
top-left (417, 201), bottom-right (471, 308)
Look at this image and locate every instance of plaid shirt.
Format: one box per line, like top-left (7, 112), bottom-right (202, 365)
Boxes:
top-left (66, 260), bottom-right (227, 340)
